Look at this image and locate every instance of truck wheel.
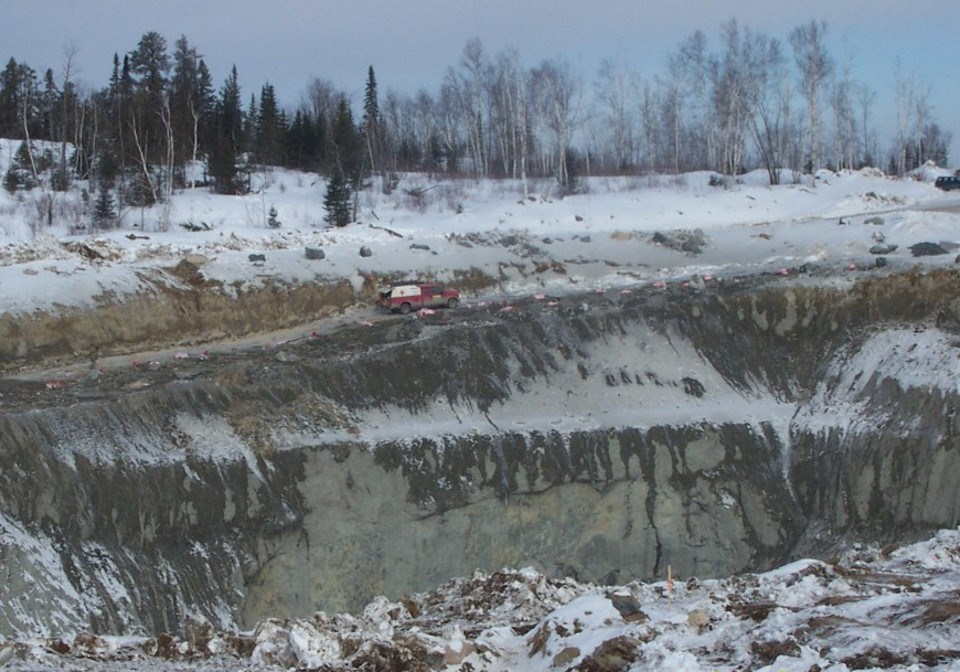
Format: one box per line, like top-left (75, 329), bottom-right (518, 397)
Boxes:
top-left (398, 302), bottom-right (412, 314)
top-left (447, 298), bottom-right (460, 309)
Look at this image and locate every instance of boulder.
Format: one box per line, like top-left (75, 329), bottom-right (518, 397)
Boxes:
top-left (275, 351), bottom-right (301, 364)
top-left (606, 592), bottom-right (647, 623)
top-left (304, 247), bottom-right (325, 260)
top-left (579, 636), bottom-right (641, 672)
top-left (909, 242), bottom-right (949, 257)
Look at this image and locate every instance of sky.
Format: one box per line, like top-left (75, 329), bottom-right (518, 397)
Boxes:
top-left (2, 0), bottom-right (958, 163)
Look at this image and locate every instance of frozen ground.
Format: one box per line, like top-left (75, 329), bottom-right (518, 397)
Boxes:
top-left (1, 529), bottom-right (959, 670)
top-left (2, 138), bottom-right (960, 320)
top-left (3, 139), bottom-right (960, 670)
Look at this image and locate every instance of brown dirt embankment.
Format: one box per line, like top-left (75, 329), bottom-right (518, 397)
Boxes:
top-left (0, 260), bottom-right (360, 372)
top-left (0, 260), bottom-right (502, 375)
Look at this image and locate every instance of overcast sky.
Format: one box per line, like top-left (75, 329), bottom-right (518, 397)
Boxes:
top-left (3, 0), bottom-right (958, 163)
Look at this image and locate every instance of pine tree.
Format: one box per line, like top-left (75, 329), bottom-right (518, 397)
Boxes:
top-left (266, 205), bottom-right (281, 228)
top-left (0, 58), bottom-right (22, 138)
top-left (361, 65), bottom-right (382, 175)
top-left (128, 31), bottom-right (171, 152)
top-left (169, 35), bottom-right (204, 185)
top-left (255, 83), bottom-right (284, 166)
top-left (208, 65), bottom-right (243, 194)
top-left (92, 185), bottom-right (116, 229)
top-left (331, 97), bottom-right (362, 185)
top-left (323, 169), bottom-right (352, 227)
top-left (4, 141), bottom-right (37, 191)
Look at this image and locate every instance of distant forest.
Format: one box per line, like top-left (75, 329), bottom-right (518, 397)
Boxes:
top-left (0, 20), bottom-right (952, 210)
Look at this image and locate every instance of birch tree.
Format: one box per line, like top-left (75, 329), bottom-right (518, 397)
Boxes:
top-left (709, 20), bottom-right (753, 175)
top-left (594, 60), bottom-right (638, 172)
top-left (444, 39), bottom-right (490, 175)
top-left (790, 20), bottom-right (833, 176)
top-left (830, 51), bottom-right (857, 170)
top-left (854, 83), bottom-right (877, 167)
top-left (748, 36), bottom-right (791, 185)
top-left (531, 59), bottom-right (582, 190)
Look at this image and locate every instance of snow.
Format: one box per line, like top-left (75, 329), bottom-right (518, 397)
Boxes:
top-left (794, 326), bottom-right (960, 438)
top-left (3, 141), bottom-right (960, 669)
top-left (5, 530), bottom-right (958, 669)
top-left (2, 138), bottom-right (959, 321)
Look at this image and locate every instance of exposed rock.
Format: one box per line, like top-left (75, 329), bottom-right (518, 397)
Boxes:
top-left (910, 242), bottom-right (949, 257)
top-left (184, 254), bottom-right (211, 266)
top-left (651, 229), bottom-right (706, 255)
top-left (275, 350), bottom-right (301, 363)
top-left (651, 231), bottom-right (678, 247)
top-left (576, 636), bottom-right (640, 671)
top-left (751, 638), bottom-right (801, 663)
top-left (2, 270), bottom-right (960, 640)
top-left (869, 244), bottom-right (897, 255)
top-left (304, 247), bottom-right (325, 260)
top-left (248, 253), bottom-right (266, 263)
top-left (553, 646), bottom-right (580, 666)
top-left (359, 246), bottom-right (373, 257)
top-left (687, 608), bottom-right (711, 630)
top-left (606, 593), bottom-right (647, 623)
top-left (443, 640), bottom-right (476, 665)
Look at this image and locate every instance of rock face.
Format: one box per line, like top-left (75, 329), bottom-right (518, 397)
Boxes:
top-left (2, 269), bottom-right (960, 637)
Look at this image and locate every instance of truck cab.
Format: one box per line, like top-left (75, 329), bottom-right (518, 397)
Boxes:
top-left (377, 282), bottom-right (460, 314)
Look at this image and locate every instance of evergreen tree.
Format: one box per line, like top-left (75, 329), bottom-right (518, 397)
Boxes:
top-left (323, 168), bottom-right (352, 227)
top-left (255, 83), bottom-right (284, 166)
top-left (128, 31), bottom-right (171, 149)
top-left (285, 109), bottom-right (323, 170)
top-left (0, 58), bottom-right (22, 137)
top-left (285, 109), bottom-right (306, 169)
top-left (331, 96), bottom-right (362, 185)
top-left (41, 68), bottom-right (58, 140)
top-left (266, 205), bottom-right (281, 228)
top-left (362, 66), bottom-right (379, 126)
top-left (208, 65), bottom-right (243, 194)
top-left (129, 31), bottom-right (170, 103)
top-left (209, 127), bottom-right (238, 193)
top-left (2, 165), bottom-right (19, 194)
top-left (0, 59), bottom-right (40, 139)
top-left (361, 65), bottom-right (382, 174)
top-left (244, 93), bottom-right (257, 155)
top-left (170, 35), bottom-right (205, 184)
top-left (196, 59), bottom-right (216, 155)
top-left (92, 186), bottom-right (116, 229)
top-left (3, 140), bottom-right (38, 191)
top-left (108, 53), bottom-right (121, 97)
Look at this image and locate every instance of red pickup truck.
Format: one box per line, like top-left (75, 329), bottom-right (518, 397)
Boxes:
top-left (378, 282), bottom-right (460, 314)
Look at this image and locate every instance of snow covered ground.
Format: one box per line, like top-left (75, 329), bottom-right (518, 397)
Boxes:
top-left (2, 529), bottom-right (960, 670)
top-left (3, 139), bottom-right (960, 670)
top-left (2, 137), bottom-right (960, 320)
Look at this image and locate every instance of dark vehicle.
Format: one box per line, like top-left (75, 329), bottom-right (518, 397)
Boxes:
top-left (934, 176), bottom-right (960, 191)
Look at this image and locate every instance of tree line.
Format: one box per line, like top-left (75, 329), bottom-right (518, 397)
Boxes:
top-left (0, 22), bottom-right (952, 229)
